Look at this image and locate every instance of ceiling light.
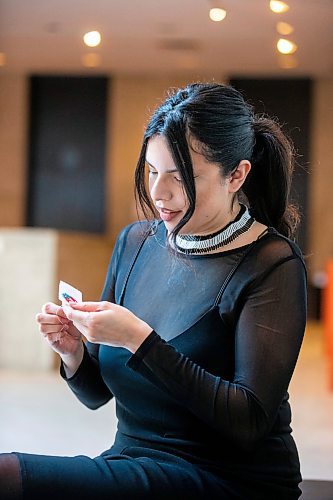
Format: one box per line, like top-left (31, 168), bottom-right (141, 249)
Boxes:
top-left (277, 38), bottom-right (297, 54)
top-left (209, 8), bottom-right (227, 22)
top-left (270, 1), bottom-right (290, 14)
top-left (81, 53), bottom-right (101, 68)
top-left (276, 21), bottom-right (294, 35)
top-left (0, 52), bottom-right (6, 66)
top-left (83, 31), bottom-right (101, 48)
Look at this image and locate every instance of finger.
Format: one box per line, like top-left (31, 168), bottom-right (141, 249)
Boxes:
top-left (64, 307), bottom-right (91, 326)
top-left (39, 323), bottom-right (69, 335)
top-left (72, 321), bottom-right (88, 337)
top-left (42, 302), bottom-right (68, 320)
top-left (43, 331), bottom-right (66, 344)
top-left (69, 301), bottom-right (110, 312)
top-left (66, 325), bottom-right (82, 340)
top-left (36, 313), bottom-right (69, 325)
top-left (41, 302), bottom-right (58, 314)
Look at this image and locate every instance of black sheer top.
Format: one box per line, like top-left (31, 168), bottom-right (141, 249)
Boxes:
top-left (62, 220), bottom-right (307, 478)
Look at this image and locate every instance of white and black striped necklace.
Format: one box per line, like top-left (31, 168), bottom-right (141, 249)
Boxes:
top-left (174, 204), bottom-right (255, 255)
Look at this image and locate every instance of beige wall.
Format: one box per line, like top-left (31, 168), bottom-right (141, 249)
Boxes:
top-left (308, 79), bottom-right (333, 278)
top-left (0, 74), bottom-right (332, 275)
top-left (0, 75), bottom-right (28, 226)
top-left (0, 228), bottom-right (112, 370)
top-left (57, 232), bottom-right (112, 301)
top-left (0, 228), bottom-right (57, 370)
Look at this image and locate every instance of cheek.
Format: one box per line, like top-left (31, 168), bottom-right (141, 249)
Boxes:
top-left (194, 184), bottom-right (210, 208)
top-left (194, 185), bottom-right (223, 214)
top-left (179, 185), bottom-right (189, 205)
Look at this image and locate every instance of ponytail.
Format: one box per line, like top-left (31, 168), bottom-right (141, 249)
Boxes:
top-left (135, 83), bottom-right (300, 240)
top-left (242, 115), bottom-right (299, 238)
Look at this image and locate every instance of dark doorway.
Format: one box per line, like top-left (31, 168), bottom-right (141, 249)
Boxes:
top-left (27, 76), bottom-right (108, 233)
top-left (230, 78), bottom-right (312, 253)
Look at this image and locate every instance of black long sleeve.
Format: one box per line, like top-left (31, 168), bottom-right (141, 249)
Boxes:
top-left (127, 255), bottom-right (306, 449)
top-left (60, 222), bottom-right (145, 408)
top-left (60, 342), bottom-right (112, 410)
top-left (55, 221), bottom-right (305, 496)
top-left (60, 221), bottom-right (306, 455)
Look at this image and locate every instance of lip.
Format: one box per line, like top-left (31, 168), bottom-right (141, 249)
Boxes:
top-left (156, 207), bottom-right (182, 222)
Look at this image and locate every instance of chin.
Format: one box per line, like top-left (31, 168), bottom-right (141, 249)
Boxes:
top-left (162, 220), bottom-right (177, 234)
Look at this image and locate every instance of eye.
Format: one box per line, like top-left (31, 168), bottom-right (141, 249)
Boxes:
top-left (149, 170), bottom-right (157, 176)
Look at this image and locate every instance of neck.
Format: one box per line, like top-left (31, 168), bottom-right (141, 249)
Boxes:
top-left (177, 202), bottom-right (241, 238)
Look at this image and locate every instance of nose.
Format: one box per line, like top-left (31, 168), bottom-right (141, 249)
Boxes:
top-left (149, 174), bottom-right (172, 203)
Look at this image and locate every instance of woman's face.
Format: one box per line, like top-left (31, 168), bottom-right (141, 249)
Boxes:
top-left (146, 134), bottom-right (243, 235)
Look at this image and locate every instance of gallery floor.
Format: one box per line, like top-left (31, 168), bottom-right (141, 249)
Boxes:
top-left (1, 322), bottom-right (332, 481)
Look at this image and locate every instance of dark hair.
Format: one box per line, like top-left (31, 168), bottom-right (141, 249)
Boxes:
top-left (135, 82), bottom-right (299, 240)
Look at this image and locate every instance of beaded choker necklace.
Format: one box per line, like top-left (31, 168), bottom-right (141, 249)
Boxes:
top-left (174, 204), bottom-right (255, 255)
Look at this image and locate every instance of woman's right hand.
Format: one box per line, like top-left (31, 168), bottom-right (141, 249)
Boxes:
top-left (36, 302), bottom-right (83, 359)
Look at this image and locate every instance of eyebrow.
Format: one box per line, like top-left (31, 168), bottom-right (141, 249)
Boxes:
top-left (145, 160), bottom-right (179, 174)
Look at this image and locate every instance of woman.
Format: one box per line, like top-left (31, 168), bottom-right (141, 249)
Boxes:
top-left (0, 83), bottom-right (307, 499)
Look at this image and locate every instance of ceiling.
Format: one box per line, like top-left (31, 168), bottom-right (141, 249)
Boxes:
top-left (0, 0), bottom-right (332, 77)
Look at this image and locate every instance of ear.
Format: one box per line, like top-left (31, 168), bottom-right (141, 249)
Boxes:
top-left (228, 160), bottom-right (251, 193)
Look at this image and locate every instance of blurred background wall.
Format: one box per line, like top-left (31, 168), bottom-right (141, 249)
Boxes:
top-left (1, 73), bottom-right (333, 254)
top-left (0, 0), bottom-right (332, 369)
top-left (1, 0), bottom-right (333, 480)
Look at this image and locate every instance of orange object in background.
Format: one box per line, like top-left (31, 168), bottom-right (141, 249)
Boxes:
top-left (323, 260), bottom-right (333, 390)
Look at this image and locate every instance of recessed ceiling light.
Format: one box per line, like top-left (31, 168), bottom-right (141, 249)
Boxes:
top-left (276, 21), bottom-right (294, 35)
top-left (270, 1), bottom-right (290, 14)
top-left (209, 8), bottom-right (227, 22)
top-left (83, 31), bottom-right (101, 48)
top-left (277, 38), bottom-right (297, 54)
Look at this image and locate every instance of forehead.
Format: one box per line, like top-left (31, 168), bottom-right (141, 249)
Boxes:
top-left (146, 135), bottom-right (212, 173)
top-left (145, 135), bottom-right (173, 165)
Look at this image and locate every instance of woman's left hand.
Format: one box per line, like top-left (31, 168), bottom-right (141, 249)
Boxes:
top-left (63, 301), bottom-right (153, 353)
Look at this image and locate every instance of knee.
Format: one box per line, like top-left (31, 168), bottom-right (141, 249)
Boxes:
top-left (0, 453), bottom-right (22, 499)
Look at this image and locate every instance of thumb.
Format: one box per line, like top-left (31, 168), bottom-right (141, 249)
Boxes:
top-left (62, 305), bottom-right (90, 325)
top-left (69, 301), bottom-right (109, 312)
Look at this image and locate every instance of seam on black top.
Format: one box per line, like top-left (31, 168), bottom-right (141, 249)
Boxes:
top-left (118, 222), bottom-right (156, 306)
top-left (265, 232), bottom-right (306, 275)
top-left (244, 254), bottom-right (305, 297)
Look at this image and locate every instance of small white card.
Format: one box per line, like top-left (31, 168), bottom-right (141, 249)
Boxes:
top-left (58, 280), bottom-right (83, 305)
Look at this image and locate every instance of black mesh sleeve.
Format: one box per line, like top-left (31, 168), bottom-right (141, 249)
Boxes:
top-left (60, 224), bottom-right (136, 409)
top-left (127, 256), bottom-right (306, 448)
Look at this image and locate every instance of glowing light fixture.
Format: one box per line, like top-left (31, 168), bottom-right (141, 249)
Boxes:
top-left (81, 53), bottom-right (101, 68)
top-left (209, 7), bottom-right (227, 22)
top-left (276, 21), bottom-right (294, 35)
top-left (83, 31), bottom-right (101, 48)
top-left (277, 38), bottom-right (297, 54)
top-left (270, 1), bottom-right (290, 14)
top-left (0, 52), bottom-right (6, 66)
